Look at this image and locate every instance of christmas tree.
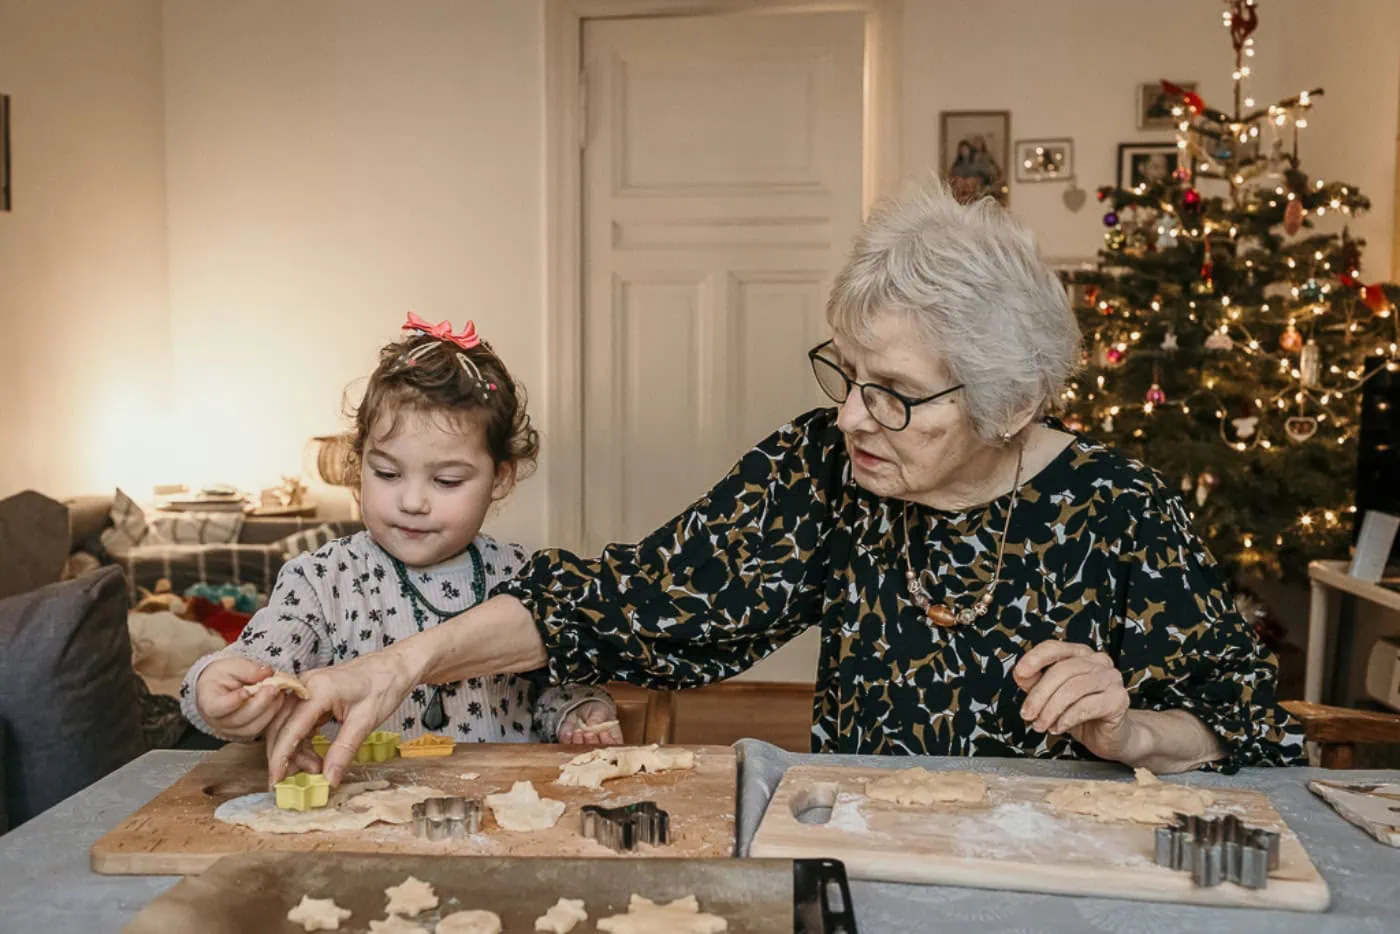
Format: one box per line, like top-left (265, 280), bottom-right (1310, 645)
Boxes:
top-left (1064, 0), bottom-right (1399, 581)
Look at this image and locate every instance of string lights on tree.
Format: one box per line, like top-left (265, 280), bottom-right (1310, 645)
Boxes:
top-left (1064, 0), bottom-right (1399, 579)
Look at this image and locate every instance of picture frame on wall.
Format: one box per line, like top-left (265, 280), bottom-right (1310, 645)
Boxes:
top-left (1117, 142), bottom-right (1181, 190)
top-left (940, 110), bottom-right (1010, 205)
top-left (0, 94), bottom-right (10, 212)
top-left (1014, 138), bottom-right (1074, 183)
top-left (1137, 81), bottom-right (1196, 130)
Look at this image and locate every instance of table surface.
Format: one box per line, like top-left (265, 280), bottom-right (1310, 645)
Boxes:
top-left (3, 743), bottom-right (1399, 933)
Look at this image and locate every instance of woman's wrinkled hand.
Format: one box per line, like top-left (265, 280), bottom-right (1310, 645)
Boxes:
top-left (1013, 640), bottom-right (1138, 764)
top-left (266, 649), bottom-right (420, 785)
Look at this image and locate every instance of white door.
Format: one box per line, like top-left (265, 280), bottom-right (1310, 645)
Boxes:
top-left (581, 11), bottom-right (865, 682)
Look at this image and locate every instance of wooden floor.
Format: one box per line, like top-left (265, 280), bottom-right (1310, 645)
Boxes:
top-left (608, 681), bottom-right (814, 752)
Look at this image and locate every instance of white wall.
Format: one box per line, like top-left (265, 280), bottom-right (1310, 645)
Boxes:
top-left (160, 0), bottom-right (548, 547)
top-left (901, 0), bottom-right (1399, 276)
top-left (0, 0), bottom-right (170, 498)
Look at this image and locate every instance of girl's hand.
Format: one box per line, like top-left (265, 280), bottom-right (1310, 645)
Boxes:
top-left (558, 700), bottom-right (624, 745)
top-left (195, 657), bottom-right (287, 741)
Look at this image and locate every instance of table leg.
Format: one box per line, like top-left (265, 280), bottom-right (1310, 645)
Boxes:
top-left (1304, 581), bottom-right (1328, 703)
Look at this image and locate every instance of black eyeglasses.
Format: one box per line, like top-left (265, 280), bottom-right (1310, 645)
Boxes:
top-left (808, 340), bottom-right (964, 431)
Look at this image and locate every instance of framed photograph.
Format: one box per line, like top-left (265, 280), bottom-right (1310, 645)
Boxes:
top-left (1117, 143), bottom-right (1181, 190)
top-left (1014, 138), bottom-right (1074, 183)
top-left (0, 94), bottom-right (10, 212)
top-left (1137, 81), bottom-right (1195, 130)
top-left (940, 110), bottom-right (1010, 205)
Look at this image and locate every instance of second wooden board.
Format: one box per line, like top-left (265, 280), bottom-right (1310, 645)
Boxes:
top-left (749, 765), bottom-right (1329, 911)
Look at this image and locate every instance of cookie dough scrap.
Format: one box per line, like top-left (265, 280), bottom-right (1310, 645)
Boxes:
top-left (368, 916), bottom-right (429, 934)
top-left (1044, 768), bottom-right (1215, 824)
top-left (556, 744), bottom-right (697, 790)
top-left (438, 910), bottom-right (504, 934)
top-left (596, 895), bottom-right (727, 934)
top-left (215, 782), bottom-right (445, 834)
top-left (286, 895), bottom-right (352, 932)
top-left (242, 670), bottom-right (311, 699)
top-left (864, 768), bottom-right (987, 806)
top-left (534, 897), bottom-right (587, 933)
top-left (484, 780), bottom-right (567, 831)
top-left (384, 875), bottom-right (438, 917)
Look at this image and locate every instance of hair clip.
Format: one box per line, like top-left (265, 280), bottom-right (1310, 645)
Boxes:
top-left (455, 353), bottom-right (495, 401)
top-left (403, 312), bottom-right (481, 351)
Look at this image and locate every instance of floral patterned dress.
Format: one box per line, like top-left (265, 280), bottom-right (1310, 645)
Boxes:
top-left (498, 409), bottom-right (1303, 773)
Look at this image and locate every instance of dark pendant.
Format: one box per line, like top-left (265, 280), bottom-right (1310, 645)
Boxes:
top-left (926, 605), bottom-right (958, 628)
top-left (422, 686), bottom-right (447, 731)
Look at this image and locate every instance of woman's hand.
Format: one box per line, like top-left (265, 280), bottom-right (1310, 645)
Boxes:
top-left (195, 657), bottom-right (288, 742)
top-left (266, 649), bottom-right (421, 785)
top-left (557, 700), bottom-right (624, 745)
top-left (1013, 641), bottom-right (1137, 763)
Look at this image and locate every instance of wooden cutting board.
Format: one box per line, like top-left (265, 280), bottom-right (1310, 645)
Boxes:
top-left (1308, 780), bottom-right (1400, 846)
top-left (749, 765), bottom-right (1330, 912)
top-left (93, 743), bottom-right (735, 876)
top-left (123, 853), bottom-right (800, 934)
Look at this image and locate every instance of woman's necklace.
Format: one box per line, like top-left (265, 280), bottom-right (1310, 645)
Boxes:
top-left (904, 440), bottom-right (1024, 628)
top-left (386, 543), bottom-right (485, 731)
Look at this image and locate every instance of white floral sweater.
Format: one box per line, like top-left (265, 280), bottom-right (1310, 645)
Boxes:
top-left (180, 531), bottom-right (613, 743)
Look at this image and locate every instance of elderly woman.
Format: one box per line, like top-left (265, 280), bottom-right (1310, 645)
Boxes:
top-left (271, 181), bottom-right (1303, 785)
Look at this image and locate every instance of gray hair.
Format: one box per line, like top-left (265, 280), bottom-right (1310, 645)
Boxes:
top-left (826, 177), bottom-right (1081, 444)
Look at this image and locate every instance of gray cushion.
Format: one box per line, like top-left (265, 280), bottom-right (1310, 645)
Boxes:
top-left (0, 566), bottom-right (147, 827)
top-left (0, 490), bottom-right (69, 600)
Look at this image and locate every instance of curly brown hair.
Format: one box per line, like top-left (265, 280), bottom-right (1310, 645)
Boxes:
top-left (343, 332), bottom-right (540, 485)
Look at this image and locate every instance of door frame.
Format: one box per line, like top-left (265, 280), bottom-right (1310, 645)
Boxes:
top-left (544, 0), bottom-right (903, 550)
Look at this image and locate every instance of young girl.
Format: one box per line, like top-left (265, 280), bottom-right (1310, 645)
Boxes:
top-left (181, 314), bottom-right (620, 760)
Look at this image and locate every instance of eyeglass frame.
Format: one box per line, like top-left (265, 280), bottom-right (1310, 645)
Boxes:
top-left (807, 340), bottom-right (965, 431)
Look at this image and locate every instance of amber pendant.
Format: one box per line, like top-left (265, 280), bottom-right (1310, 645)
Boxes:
top-left (926, 604), bottom-right (958, 628)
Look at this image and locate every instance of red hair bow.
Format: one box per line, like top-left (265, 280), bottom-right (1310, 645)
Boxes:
top-left (403, 312), bottom-right (481, 350)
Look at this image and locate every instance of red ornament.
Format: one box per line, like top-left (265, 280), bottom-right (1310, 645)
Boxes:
top-left (1106, 347), bottom-right (1125, 365)
top-left (1363, 284), bottom-right (1391, 313)
top-left (1182, 188), bottom-right (1202, 209)
top-left (1097, 190), bottom-right (1108, 202)
top-left (1146, 384), bottom-right (1167, 405)
top-left (1284, 200), bottom-right (1304, 235)
top-left (1083, 285), bottom-right (1100, 307)
top-left (1173, 165), bottom-right (1193, 182)
top-left (1201, 259), bottom-right (1214, 280)
top-left (1339, 273), bottom-right (1359, 289)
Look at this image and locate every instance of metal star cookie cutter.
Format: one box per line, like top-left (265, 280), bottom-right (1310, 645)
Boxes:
top-left (1153, 812), bottom-right (1281, 889)
top-left (412, 796), bottom-right (482, 841)
top-left (580, 801), bottom-right (670, 852)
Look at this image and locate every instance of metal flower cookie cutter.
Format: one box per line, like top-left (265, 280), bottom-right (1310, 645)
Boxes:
top-left (412, 796), bottom-right (482, 841)
top-left (580, 801), bottom-right (670, 852)
top-left (1154, 812), bottom-right (1281, 889)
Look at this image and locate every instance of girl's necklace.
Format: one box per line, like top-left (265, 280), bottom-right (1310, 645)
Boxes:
top-left (904, 441), bottom-right (1023, 628)
top-left (386, 543), bottom-right (485, 731)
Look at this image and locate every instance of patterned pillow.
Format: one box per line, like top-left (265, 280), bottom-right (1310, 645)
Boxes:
top-left (99, 490), bottom-right (244, 554)
top-left (100, 489), bottom-right (150, 552)
top-left (113, 543), bottom-right (283, 604)
top-left (273, 523), bottom-right (340, 560)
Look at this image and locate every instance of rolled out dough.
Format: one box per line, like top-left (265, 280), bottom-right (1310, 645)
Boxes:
top-left (864, 768), bottom-right (987, 806)
top-left (534, 897), bottom-right (587, 933)
top-left (1044, 768), bottom-right (1215, 824)
top-left (384, 876), bottom-right (438, 917)
top-left (214, 782), bottom-right (445, 834)
top-left (596, 895), bottom-right (728, 934)
top-left (242, 670), bottom-right (311, 699)
top-left (437, 910), bottom-right (504, 934)
top-left (484, 780), bottom-right (567, 831)
top-left (286, 895), bottom-right (352, 931)
top-left (556, 744), bottom-right (696, 790)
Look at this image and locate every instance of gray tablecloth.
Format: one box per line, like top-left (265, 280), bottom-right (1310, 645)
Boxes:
top-left (1, 745), bottom-right (1398, 933)
top-left (734, 739), bottom-right (1400, 933)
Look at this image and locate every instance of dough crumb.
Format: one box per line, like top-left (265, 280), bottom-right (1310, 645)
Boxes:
top-left (437, 909), bottom-right (503, 934)
top-left (534, 897), bottom-right (588, 933)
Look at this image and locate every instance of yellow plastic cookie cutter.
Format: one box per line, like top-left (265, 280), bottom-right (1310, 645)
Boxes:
top-left (399, 733), bottom-right (456, 759)
top-left (274, 772), bottom-right (331, 811)
top-left (311, 730), bottom-right (401, 763)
